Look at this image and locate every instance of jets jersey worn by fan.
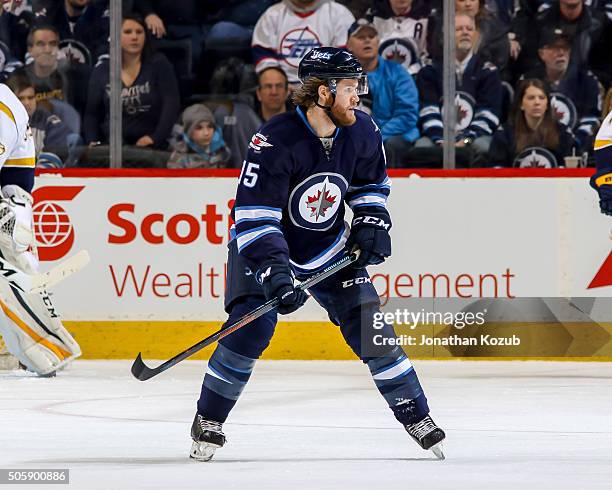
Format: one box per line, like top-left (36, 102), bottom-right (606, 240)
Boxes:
top-left (0, 83), bottom-right (35, 192)
top-left (233, 108), bottom-right (391, 277)
top-left (251, 1), bottom-right (355, 84)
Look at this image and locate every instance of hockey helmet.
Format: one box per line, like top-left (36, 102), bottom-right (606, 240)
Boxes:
top-left (298, 47), bottom-right (368, 95)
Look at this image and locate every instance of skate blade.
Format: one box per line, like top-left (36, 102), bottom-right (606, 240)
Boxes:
top-left (430, 442), bottom-right (445, 460)
top-left (190, 440), bottom-right (220, 462)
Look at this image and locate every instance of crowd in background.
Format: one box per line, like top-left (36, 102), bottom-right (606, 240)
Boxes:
top-left (0, 0), bottom-right (611, 169)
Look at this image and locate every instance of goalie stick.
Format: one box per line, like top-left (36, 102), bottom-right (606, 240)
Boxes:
top-left (131, 251), bottom-right (359, 381)
top-left (0, 250), bottom-right (90, 294)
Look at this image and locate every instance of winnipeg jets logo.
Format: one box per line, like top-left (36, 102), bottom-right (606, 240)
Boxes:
top-left (281, 28), bottom-right (322, 68)
top-left (289, 173), bottom-right (348, 231)
top-left (306, 178), bottom-right (337, 220)
top-left (249, 133), bottom-right (273, 152)
top-left (550, 93), bottom-right (577, 129)
top-left (513, 147), bottom-right (558, 168)
top-left (379, 38), bottom-right (421, 74)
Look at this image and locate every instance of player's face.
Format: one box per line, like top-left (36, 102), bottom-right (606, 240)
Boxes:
top-left (256, 69), bottom-right (288, 112)
top-left (29, 30), bottom-right (59, 68)
top-left (17, 87), bottom-right (37, 117)
top-left (66, 0), bottom-right (89, 8)
top-left (347, 29), bottom-right (379, 64)
top-left (191, 122), bottom-right (215, 148)
top-left (521, 85), bottom-right (548, 120)
top-left (455, 15), bottom-right (476, 52)
top-left (456, 0), bottom-right (479, 17)
top-left (389, 0), bottom-right (413, 16)
top-left (330, 79), bottom-right (360, 126)
top-left (121, 19), bottom-right (146, 57)
top-left (539, 43), bottom-right (570, 72)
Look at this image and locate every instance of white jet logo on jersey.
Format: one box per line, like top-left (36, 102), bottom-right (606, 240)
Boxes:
top-left (300, 177), bottom-right (341, 224)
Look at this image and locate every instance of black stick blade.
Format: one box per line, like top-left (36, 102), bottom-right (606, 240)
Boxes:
top-left (131, 352), bottom-right (158, 381)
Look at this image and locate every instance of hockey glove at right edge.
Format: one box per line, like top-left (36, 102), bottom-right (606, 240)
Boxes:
top-left (259, 263), bottom-right (309, 315)
top-left (590, 173), bottom-right (612, 215)
top-left (347, 213), bottom-right (392, 269)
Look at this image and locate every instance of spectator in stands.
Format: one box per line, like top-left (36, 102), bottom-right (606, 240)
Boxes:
top-left (168, 103), bottom-right (231, 168)
top-left (347, 18), bottom-right (419, 167)
top-left (84, 14), bottom-right (179, 154)
top-left (204, 57), bottom-right (261, 168)
top-left (511, 0), bottom-right (606, 75)
top-left (11, 25), bottom-right (88, 115)
top-left (488, 78), bottom-right (575, 167)
top-left (5, 72), bottom-right (78, 167)
top-left (33, 0), bottom-right (109, 67)
top-left (417, 13), bottom-right (502, 163)
top-left (369, 0), bottom-right (436, 75)
top-left (255, 66), bottom-right (289, 123)
top-left (520, 27), bottom-right (601, 153)
top-left (0, 0), bottom-right (34, 76)
top-left (132, 0), bottom-right (223, 68)
top-left (455, 0), bottom-right (511, 77)
top-left (252, 0), bottom-right (355, 85)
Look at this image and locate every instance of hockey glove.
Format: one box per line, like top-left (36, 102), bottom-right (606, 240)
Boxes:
top-left (259, 263), bottom-right (309, 315)
top-left (0, 185), bottom-right (35, 253)
top-left (591, 173), bottom-right (612, 216)
top-left (347, 213), bottom-right (392, 269)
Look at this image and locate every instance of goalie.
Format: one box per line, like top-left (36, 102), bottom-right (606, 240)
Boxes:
top-left (0, 82), bottom-right (80, 376)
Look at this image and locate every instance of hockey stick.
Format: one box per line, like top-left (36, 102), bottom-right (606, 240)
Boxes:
top-left (131, 251), bottom-right (359, 381)
top-left (0, 250), bottom-right (90, 294)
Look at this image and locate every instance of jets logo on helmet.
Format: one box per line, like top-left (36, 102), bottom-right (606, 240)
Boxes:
top-left (309, 50), bottom-right (332, 60)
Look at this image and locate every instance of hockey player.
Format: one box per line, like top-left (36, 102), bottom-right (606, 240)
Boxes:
top-left (590, 108), bottom-right (612, 215)
top-left (0, 82), bottom-right (80, 376)
top-left (190, 47), bottom-right (446, 462)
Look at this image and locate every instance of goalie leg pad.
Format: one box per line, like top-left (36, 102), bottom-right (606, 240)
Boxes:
top-left (0, 283), bottom-right (81, 375)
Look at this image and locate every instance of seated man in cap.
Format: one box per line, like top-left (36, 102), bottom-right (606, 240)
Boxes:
top-left (520, 27), bottom-right (601, 155)
top-left (347, 18), bottom-right (419, 168)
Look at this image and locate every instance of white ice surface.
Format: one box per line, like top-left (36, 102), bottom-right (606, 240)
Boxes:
top-left (1, 360), bottom-right (611, 490)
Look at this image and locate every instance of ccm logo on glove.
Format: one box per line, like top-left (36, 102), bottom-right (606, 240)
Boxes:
top-left (352, 215), bottom-right (390, 229)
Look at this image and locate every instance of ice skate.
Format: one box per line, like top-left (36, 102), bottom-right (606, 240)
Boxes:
top-left (190, 413), bottom-right (226, 461)
top-left (405, 415), bottom-right (446, 460)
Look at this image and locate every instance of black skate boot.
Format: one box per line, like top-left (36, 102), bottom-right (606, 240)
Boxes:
top-left (190, 413), bottom-right (226, 461)
top-left (405, 415), bottom-right (446, 460)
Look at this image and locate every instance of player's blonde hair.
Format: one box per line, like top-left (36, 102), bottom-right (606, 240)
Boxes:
top-left (292, 77), bottom-right (328, 108)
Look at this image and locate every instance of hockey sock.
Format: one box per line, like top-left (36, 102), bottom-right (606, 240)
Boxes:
top-left (197, 343), bottom-right (257, 423)
top-left (366, 346), bottom-right (430, 425)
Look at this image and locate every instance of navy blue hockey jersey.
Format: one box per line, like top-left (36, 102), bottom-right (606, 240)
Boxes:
top-left (232, 108), bottom-right (391, 277)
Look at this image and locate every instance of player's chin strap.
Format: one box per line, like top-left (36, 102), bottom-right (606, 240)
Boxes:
top-left (314, 79), bottom-right (342, 128)
top-left (314, 98), bottom-right (342, 128)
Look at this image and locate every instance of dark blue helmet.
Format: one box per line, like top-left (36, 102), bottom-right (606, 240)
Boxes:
top-left (298, 47), bottom-right (367, 95)
top-left (298, 47), bottom-right (363, 82)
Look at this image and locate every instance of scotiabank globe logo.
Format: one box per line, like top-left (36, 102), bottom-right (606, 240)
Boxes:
top-left (32, 186), bottom-right (85, 261)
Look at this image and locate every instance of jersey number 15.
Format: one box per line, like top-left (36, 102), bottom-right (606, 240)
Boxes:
top-left (239, 161), bottom-right (260, 188)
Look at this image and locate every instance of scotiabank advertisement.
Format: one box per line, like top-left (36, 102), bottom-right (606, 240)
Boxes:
top-left (33, 174), bottom-right (612, 321)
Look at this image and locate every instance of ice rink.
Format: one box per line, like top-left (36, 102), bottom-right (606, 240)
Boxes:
top-left (2, 360), bottom-right (611, 490)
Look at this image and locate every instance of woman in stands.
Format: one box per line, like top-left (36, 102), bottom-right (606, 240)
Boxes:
top-left (83, 13), bottom-right (179, 166)
top-left (488, 78), bottom-right (575, 168)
